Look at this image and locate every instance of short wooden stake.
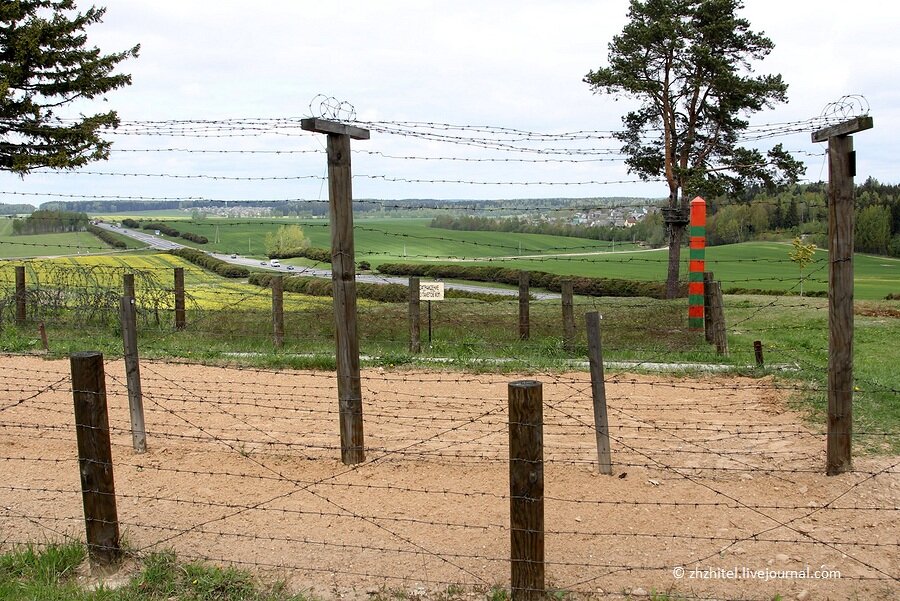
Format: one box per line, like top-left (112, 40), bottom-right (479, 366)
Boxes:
top-left (754, 340), bottom-right (764, 367)
top-left (301, 117), bottom-right (369, 465)
top-left (272, 275), bottom-right (284, 349)
top-left (120, 297), bottom-right (146, 453)
top-left (711, 281), bottom-right (728, 356)
top-left (38, 321), bottom-right (49, 352)
top-left (585, 312), bottom-right (612, 475)
top-left (70, 351), bottom-right (121, 565)
top-left (173, 267), bottom-right (186, 330)
top-left (518, 272), bottom-right (530, 341)
top-left (508, 380), bottom-right (544, 601)
top-left (15, 265), bottom-right (26, 325)
top-left (409, 276), bottom-right (421, 353)
top-left (561, 280), bottom-right (576, 352)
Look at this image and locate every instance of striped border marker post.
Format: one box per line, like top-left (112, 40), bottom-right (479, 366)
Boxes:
top-left (688, 197), bottom-right (707, 330)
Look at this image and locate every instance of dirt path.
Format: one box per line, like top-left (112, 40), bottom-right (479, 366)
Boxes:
top-left (1, 356), bottom-right (896, 600)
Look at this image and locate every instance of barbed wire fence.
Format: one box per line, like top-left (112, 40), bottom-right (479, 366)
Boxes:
top-left (1, 98), bottom-right (898, 600)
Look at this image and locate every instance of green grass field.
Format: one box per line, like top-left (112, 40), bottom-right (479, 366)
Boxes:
top-left (100, 216), bottom-right (900, 300)
top-left (0, 219), bottom-right (115, 258)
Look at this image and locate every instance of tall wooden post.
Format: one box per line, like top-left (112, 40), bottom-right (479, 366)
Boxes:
top-left (120, 297), bottom-right (146, 453)
top-left (518, 272), bottom-right (530, 341)
top-left (15, 265), bottom-right (26, 325)
top-left (123, 273), bottom-right (135, 300)
top-left (508, 380), bottom-right (544, 601)
top-left (710, 281), bottom-right (728, 356)
top-left (70, 352), bottom-right (121, 565)
top-left (561, 280), bottom-right (575, 352)
top-left (301, 117), bottom-right (370, 465)
top-left (272, 275), bottom-right (284, 349)
top-left (703, 272), bottom-right (715, 343)
top-left (688, 197), bottom-right (707, 330)
top-left (409, 276), bottom-right (421, 353)
top-left (813, 115), bottom-right (873, 475)
top-left (585, 312), bottom-right (612, 475)
top-left (173, 267), bottom-right (186, 330)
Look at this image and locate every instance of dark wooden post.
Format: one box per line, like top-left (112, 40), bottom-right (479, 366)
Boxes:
top-left (15, 265), bottom-right (26, 325)
top-left (703, 272), bottom-right (714, 343)
top-left (120, 297), bottom-right (146, 453)
top-left (173, 267), bottom-right (186, 330)
top-left (585, 312), bottom-right (612, 475)
top-left (409, 276), bottom-right (421, 353)
top-left (123, 273), bottom-right (135, 300)
top-left (518, 272), bottom-right (530, 341)
top-left (754, 340), bottom-right (764, 367)
top-left (70, 351), bottom-right (121, 565)
top-left (561, 280), bottom-right (576, 352)
top-left (508, 380), bottom-right (544, 601)
top-left (38, 321), bottom-right (49, 352)
top-left (813, 115), bottom-right (872, 475)
top-left (710, 281), bottom-right (728, 356)
top-left (301, 117), bottom-right (369, 465)
top-left (272, 275), bottom-right (284, 349)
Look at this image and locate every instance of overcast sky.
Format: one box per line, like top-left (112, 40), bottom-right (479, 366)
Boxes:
top-left (3, 0), bottom-right (897, 205)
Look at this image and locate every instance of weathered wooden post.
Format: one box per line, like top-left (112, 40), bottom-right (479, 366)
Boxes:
top-left (688, 197), bottom-right (707, 330)
top-left (301, 116), bottom-right (369, 465)
top-left (754, 340), bottom-right (764, 367)
top-left (272, 275), bottom-right (284, 349)
top-left (518, 272), bottom-right (530, 341)
top-left (409, 276), bottom-right (421, 353)
top-left (813, 114), bottom-right (873, 475)
top-left (561, 280), bottom-right (576, 352)
top-left (703, 272), bottom-right (715, 343)
top-left (710, 281), bottom-right (728, 356)
top-left (173, 267), bottom-right (186, 330)
top-left (15, 265), bottom-right (26, 325)
top-left (508, 380), bottom-right (544, 601)
top-left (70, 351), bottom-right (121, 565)
top-left (38, 321), bottom-right (49, 352)
top-left (123, 273), bottom-right (135, 300)
top-left (585, 312), bottom-right (612, 475)
top-left (119, 296), bottom-right (146, 453)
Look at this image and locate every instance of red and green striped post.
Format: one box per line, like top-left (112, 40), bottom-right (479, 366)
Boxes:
top-left (688, 197), bottom-right (707, 330)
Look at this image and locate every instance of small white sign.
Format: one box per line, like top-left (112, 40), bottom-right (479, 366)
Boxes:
top-left (419, 282), bottom-right (444, 301)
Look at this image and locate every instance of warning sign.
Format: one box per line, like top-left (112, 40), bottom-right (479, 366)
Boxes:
top-left (419, 282), bottom-right (445, 301)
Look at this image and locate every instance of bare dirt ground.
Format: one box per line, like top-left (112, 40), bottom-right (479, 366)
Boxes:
top-left (1, 355), bottom-right (897, 600)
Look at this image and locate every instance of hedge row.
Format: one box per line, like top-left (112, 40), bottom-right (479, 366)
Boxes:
top-left (180, 231), bottom-right (209, 244)
top-left (87, 225), bottom-right (127, 249)
top-left (376, 263), bottom-right (678, 299)
top-left (248, 273), bottom-right (508, 303)
top-left (141, 221), bottom-right (180, 237)
top-left (723, 287), bottom-right (828, 298)
top-left (268, 246), bottom-right (331, 262)
top-left (168, 248), bottom-right (249, 278)
top-left (121, 218), bottom-right (140, 228)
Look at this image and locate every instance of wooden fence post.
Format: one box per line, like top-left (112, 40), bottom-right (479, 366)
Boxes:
top-left (173, 267), bottom-right (186, 330)
top-left (703, 272), bottom-right (714, 343)
top-left (409, 276), bottom-right (421, 353)
top-left (710, 281), bottom-right (728, 356)
top-left (120, 297), bottom-right (146, 453)
top-left (301, 117), bottom-right (369, 465)
top-left (518, 272), bottom-right (530, 341)
top-left (754, 340), bottom-right (764, 367)
top-left (38, 321), bottom-right (49, 352)
top-left (272, 275), bottom-right (284, 349)
top-left (585, 312), bottom-right (612, 475)
top-left (812, 116), bottom-right (872, 475)
top-left (508, 380), bottom-right (544, 601)
top-left (70, 351), bottom-right (121, 565)
top-left (561, 280), bottom-right (575, 352)
top-left (123, 273), bottom-right (135, 300)
top-left (15, 265), bottom-right (26, 325)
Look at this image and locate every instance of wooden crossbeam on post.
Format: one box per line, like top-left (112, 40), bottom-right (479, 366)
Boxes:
top-left (585, 312), bottom-right (612, 475)
top-left (272, 275), bottom-right (284, 349)
top-left (813, 115), bottom-right (872, 475)
top-left (409, 276), bottom-right (421, 353)
top-left (518, 272), bottom-right (530, 341)
top-left (301, 116), bottom-right (369, 465)
top-left (70, 351), bottom-right (121, 565)
top-left (508, 380), bottom-right (544, 601)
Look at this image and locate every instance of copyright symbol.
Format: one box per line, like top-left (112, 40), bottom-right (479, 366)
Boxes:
top-left (673, 566), bottom-right (685, 579)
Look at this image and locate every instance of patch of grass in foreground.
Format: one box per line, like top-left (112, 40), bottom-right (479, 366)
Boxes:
top-left (0, 543), bottom-right (306, 601)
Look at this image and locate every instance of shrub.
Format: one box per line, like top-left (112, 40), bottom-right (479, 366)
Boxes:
top-left (180, 231), bottom-right (208, 244)
top-left (142, 222), bottom-right (180, 237)
top-left (121, 218), bottom-right (140, 228)
top-left (87, 224), bottom-right (127, 249)
top-left (168, 248), bottom-right (249, 278)
top-left (267, 246), bottom-right (331, 262)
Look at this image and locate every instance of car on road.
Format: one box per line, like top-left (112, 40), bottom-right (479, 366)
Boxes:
top-left (286, 265), bottom-right (294, 270)
top-left (260, 261), bottom-right (268, 266)
top-left (270, 260), bottom-right (281, 268)
top-left (230, 253), bottom-right (237, 258)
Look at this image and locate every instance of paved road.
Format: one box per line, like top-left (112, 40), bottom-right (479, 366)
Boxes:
top-left (98, 222), bottom-right (559, 300)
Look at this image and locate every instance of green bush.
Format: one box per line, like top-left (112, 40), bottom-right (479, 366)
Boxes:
top-left (168, 248), bottom-right (249, 278)
top-left (142, 221), bottom-right (180, 237)
top-left (180, 231), bottom-right (209, 244)
top-left (121, 218), bottom-right (140, 228)
top-left (87, 224), bottom-right (127, 249)
top-left (267, 246), bottom-right (331, 262)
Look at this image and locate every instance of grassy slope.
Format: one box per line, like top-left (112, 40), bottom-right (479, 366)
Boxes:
top-left (0, 219), bottom-right (112, 258)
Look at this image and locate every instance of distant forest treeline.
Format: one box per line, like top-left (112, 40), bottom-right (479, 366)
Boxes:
top-left (0, 203), bottom-right (36, 215)
top-left (12, 209), bottom-right (89, 234)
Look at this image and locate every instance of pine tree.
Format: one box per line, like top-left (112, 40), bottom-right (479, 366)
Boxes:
top-left (1, 1), bottom-right (139, 174)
